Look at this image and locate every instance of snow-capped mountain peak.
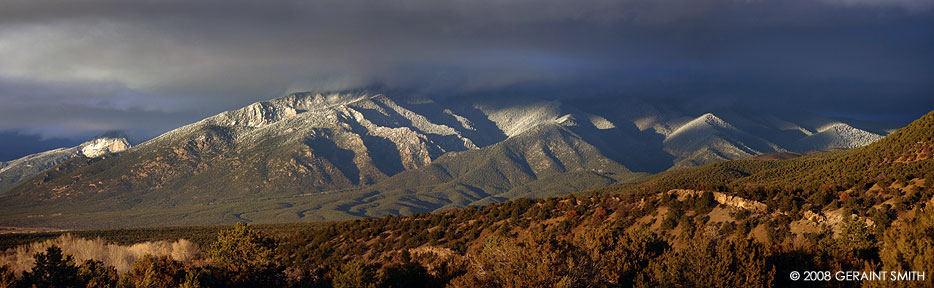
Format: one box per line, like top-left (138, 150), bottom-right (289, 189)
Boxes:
top-left (666, 113), bottom-right (735, 141)
top-left (797, 122), bottom-right (883, 150)
top-left (79, 135), bottom-right (131, 158)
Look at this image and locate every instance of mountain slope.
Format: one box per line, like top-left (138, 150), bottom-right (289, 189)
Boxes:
top-left (334, 122), bottom-right (640, 217)
top-left (3, 91), bottom-right (477, 203)
top-left (639, 109), bottom-right (934, 196)
top-left (0, 134), bottom-right (129, 193)
top-left (795, 122), bottom-right (883, 151)
top-left (0, 90), bottom-right (893, 229)
top-left (662, 113), bottom-right (778, 168)
top-left (565, 98), bottom-right (885, 169)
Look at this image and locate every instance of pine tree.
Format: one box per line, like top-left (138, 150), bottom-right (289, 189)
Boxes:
top-left (20, 246), bottom-right (82, 288)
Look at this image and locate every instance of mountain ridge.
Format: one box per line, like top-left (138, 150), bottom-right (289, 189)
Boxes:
top-left (0, 134), bottom-right (130, 194)
top-left (0, 90), bottom-right (893, 229)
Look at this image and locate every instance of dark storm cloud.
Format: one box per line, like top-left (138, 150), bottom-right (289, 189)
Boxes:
top-left (0, 0), bottom-right (932, 151)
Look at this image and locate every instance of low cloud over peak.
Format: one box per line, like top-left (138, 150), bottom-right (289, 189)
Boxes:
top-left (0, 0), bottom-right (931, 143)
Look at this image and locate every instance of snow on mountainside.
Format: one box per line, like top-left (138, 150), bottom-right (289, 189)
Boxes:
top-left (796, 123), bottom-right (883, 151)
top-left (0, 148), bottom-right (75, 176)
top-left (666, 113), bottom-right (737, 140)
top-left (116, 91), bottom-right (482, 193)
top-left (0, 90), bottom-right (893, 228)
top-left (470, 98), bottom-right (564, 137)
top-left (79, 135), bottom-right (131, 158)
top-left (0, 134), bottom-right (129, 193)
top-left (662, 113), bottom-right (770, 168)
top-left (564, 98), bottom-right (887, 169)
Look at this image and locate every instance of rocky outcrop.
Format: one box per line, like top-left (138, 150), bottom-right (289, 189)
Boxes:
top-left (801, 209), bottom-right (876, 236)
top-left (668, 189), bottom-right (768, 212)
top-left (78, 135), bottom-right (131, 158)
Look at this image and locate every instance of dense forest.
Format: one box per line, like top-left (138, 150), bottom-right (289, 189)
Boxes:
top-left (2, 111), bottom-right (932, 287)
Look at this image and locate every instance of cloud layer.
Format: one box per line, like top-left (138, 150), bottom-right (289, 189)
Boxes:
top-left (0, 0), bottom-right (932, 145)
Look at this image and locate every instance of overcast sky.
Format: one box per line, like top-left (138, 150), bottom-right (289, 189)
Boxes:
top-left (1, 0), bottom-right (933, 159)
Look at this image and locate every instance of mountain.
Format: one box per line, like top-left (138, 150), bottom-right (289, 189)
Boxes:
top-left (0, 90), bottom-right (890, 229)
top-left (794, 122), bottom-right (883, 151)
top-left (0, 133), bottom-right (130, 193)
top-left (661, 113), bottom-right (775, 168)
top-left (640, 109), bottom-right (934, 196)
top-left (329, 122), bottom-right (638, 217)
